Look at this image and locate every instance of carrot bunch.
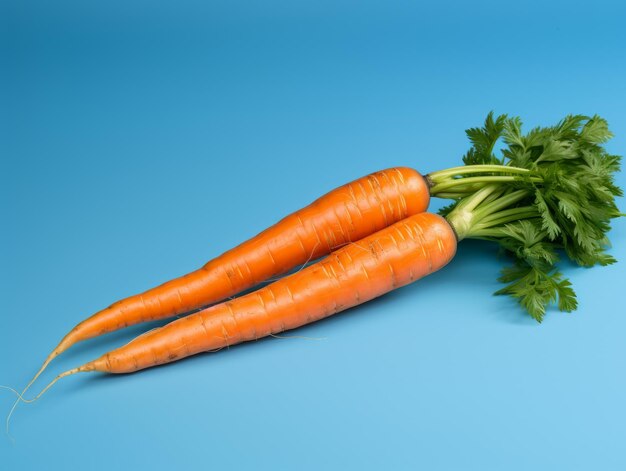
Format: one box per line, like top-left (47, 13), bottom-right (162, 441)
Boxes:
top-left (9, 113), bottom-right (623, 411)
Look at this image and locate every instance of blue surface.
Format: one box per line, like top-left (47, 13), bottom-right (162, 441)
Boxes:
top-left (2, 1), bottom-right (625, 469)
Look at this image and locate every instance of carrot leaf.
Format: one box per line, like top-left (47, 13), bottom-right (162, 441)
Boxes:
top-left (433, 113), bottom-right (622, 321)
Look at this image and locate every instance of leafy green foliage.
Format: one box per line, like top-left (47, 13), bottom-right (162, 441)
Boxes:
top-left (495, 262), bottom-right (577, 322)
top-left (462, 111), bottom-right (507, 165)
top-left (443, 113), bottom-right (622, 321)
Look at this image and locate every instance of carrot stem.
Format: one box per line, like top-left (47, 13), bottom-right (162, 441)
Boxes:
top-left (473, 210), bottom-right (539, 230)
top-left (472, 190), bottom-right (531, 219)
top-left (459, 184), bottom-right (501, 213)
top-left (428, 164), bottom-right (533, 182)
top-left (477, 206), bottom-right (537, 224)
top-left (430, 175), bottom-right (541, 194)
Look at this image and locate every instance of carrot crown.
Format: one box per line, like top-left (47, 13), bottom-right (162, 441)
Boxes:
top-left (428, 113), bottom-right (623, 321)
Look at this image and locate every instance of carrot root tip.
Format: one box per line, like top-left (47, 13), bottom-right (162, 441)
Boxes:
top-left (0, 385), bottom-right (24, 400)
top-left (6, 364), bottom-right (89, 438)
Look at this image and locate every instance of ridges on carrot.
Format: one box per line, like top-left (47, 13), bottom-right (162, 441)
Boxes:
top-left (45, 112), bottom-right (623, 375)
top-left (22, 213), bottom-right (457, 385)
top-left (22, 167), bottom-right (431, 395)
top-left (10, 113), bottom-right (621, 434)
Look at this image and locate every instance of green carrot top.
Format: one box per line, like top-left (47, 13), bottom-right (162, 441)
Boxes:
top-left (428, 112), bottom-right (623, 321)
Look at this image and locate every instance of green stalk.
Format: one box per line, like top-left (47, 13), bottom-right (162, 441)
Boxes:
top-left (471, 190), bottom-right (531, 220)
top-left (475, 186), bottom-right (506, 208)
top-left (478, 206), bottom-right (537, 225)
top-left (472, 210), bottom-right (539, 231)
top-left (430, 175), bottom-right (541, 194)
top-left (443, 185), bottom-right (501, 239)
top-left (427, 164), bottom-right (533, 182)
top-left (466, 227), bottom-right (515, 238)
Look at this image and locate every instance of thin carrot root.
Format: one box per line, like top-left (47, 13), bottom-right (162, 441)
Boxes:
top-left (22, 367), bottom-right (84, 403)
top-left (4, 347), bottom-right (61, 437)
top-left (17, 356), bottom-right (55, 403)
top-left (0, 385), bottom-right (25, 400)
top-left (16, 332), bottom-right (77, 403)
top-left (6, 365), bottom-right (90, 437)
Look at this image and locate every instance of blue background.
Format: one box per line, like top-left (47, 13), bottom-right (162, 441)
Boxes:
top-left (2, 1), bottom-right (625, 469)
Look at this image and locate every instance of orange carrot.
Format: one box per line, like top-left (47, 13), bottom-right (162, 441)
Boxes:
top-left (43, 212), bottom-right (456, 378)
top-left (11, 113), bottom-right (622, 427)
top-left (30, 167), bottom-right (430, 381)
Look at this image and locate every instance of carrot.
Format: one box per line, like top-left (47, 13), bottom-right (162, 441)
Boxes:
top-left (14, 113), bottom-right (621, 412)
top-left (27, 167), bottom-right (430, 384)
top-left (38, 112), bottom-right (623, 381)
top-left (36, 212), bottom-right (457, 379)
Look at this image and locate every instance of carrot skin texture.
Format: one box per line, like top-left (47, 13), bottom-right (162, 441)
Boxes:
top-left (58, 167), bottom-right (430, 354)
top-left (87, 212), bottom-right (456, 374)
